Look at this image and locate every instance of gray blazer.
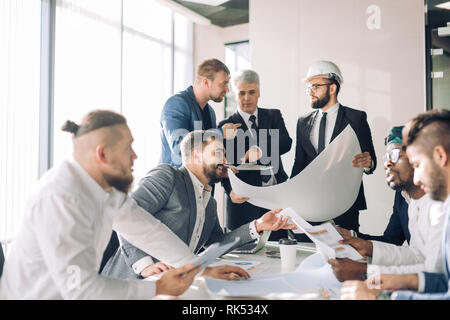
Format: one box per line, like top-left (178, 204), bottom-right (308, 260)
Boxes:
top-left (102, 164), bottom-right (254, 279)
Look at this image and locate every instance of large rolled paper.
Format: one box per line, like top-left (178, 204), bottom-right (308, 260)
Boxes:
top-left (228, 125), bottom-right (363, 222)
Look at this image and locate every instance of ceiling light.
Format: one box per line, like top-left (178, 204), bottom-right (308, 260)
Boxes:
top-left (436, 1), bottom-right (450, 10)
top-left (183, 0), bottom-right (229, 6)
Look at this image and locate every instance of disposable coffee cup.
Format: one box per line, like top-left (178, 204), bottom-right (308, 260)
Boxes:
top-left (278, 238), bottom-right (297, 271)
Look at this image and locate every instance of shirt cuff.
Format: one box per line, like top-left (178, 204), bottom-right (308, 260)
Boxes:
top-left (249, 220), bottom-right (261, 240)
top-left (417, 272), bottom-right (426, 292)
top-left (366, 264), bottom-right (381, 280)
top-left (363, 160), bottom-right (374, 174)
top-left (132, 256), bottom-right (154, 275)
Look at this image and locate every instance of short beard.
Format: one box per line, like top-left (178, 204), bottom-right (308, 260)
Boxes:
top-left (210, 95), bottom-right (224, 103)
top-left (388, 168), bottom-right (415, 192)
top-left (428, 163), bottom-right (447, 201)
top-left (203, 163), bottom-right (222, 184)
top-left (311, 88), bottom-right (330, 109)
top-left (105, 174), bottom-right (133, 194)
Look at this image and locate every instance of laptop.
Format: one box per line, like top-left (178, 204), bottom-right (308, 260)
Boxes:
top-left (232, 230), bottom-right (271, 254)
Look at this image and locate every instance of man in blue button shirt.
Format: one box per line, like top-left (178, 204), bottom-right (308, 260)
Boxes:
top-left (159, 58), bottom-right (241, 167)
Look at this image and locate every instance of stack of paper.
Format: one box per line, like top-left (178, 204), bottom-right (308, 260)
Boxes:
top-left (280, 208), bottom-right (363, 261)
top-left (228, 125), bottom-right (363, 222)
top-left (205, 253), bottom-right (342, 299)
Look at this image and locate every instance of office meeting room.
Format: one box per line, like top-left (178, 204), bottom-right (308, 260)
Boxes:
top-left (1, 0), bottom-right (450, 314)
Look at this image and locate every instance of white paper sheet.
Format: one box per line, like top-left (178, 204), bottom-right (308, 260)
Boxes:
top-left (209, 260), bottom-right (261, 271)
top-left (296, 252), bottom-right (327, 271)
top-left (280, 208), bottom-right (363, 261)
top-left (205, 263), bottom-right (342, 298)
top-left (191, 237), bottom-right (240, 272)
top-left (228, 125), bottom-right (363, 222)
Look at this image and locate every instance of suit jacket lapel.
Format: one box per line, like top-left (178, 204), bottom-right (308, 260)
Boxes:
top-left (180, 167), bottom-right (197, 240)
top-left (330, 104), bottom-right (345, 143)
top-left (233, 111), bottom-right (249, 131)
top-left (302, 110), bottom-right (319, 156)
top-left (257, 108), bottom-right (269, 130)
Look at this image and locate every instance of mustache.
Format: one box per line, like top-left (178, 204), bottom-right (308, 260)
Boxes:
top-left (385, 168), bottom-right (398, 175)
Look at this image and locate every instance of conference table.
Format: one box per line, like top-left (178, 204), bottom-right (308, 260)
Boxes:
top-left (153, 241), bottom-right (336, 300)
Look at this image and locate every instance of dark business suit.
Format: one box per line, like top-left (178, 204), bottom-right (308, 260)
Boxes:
top-left (358, 190), bottom-right (410, 245)
top-left (290, 104), bottom-right (377, 241)
top-left (218, 107), bottom-right (292, 232)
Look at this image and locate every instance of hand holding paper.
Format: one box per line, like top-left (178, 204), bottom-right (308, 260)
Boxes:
top-left (255, 209), bottom-right (298, 233)
top-left (278, 208), bottom-right (363, 261)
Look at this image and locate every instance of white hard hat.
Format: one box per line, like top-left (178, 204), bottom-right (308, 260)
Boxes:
top-left (304, 60), bottom-right (344, 84)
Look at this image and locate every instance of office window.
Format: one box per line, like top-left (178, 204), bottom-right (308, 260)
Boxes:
top-left (0, 0), bottom-right (41, 250)
top-left (173, 12), bottom-right (194, 94)
top-left (122, 0), bottom-right (173, 184)
top-left (53, 0), bottom-right (122, 166)
top-left (53, 0), bottom-right (194, 186)
top-left (224, 41), bottom-right (250, 117)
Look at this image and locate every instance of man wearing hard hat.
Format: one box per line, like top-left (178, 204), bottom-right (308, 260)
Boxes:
top-left (290, 60), bottom-right (377, 240)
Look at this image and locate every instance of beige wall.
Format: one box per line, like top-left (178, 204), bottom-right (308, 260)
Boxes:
top-left (250, 0), bottom-right (426, 234)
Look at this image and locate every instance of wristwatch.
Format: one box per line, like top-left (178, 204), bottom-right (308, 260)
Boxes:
top-left (375, 291), bottom-right (392, 300)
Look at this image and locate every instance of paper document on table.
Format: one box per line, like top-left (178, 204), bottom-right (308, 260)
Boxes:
top-left (205, 266), bottom-right (341, 299)
top-left (209, 260), bottom-right (261, 271)
top-left (283, 208), bottom-right (362, 260)
top-left (191, 237), bottom-right (240, 272)
top-left (228, 125), bottom-right (363, 222)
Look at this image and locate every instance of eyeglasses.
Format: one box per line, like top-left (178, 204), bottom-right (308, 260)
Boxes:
top-left (305, 83), bottom-right (332, 94)
top-left (383, 148), bottom-right (401, 164)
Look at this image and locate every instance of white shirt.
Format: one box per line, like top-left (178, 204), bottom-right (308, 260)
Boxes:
top-left (368, 194), bottom-right (446, 291)
top-left (237, 107), bottom-right (259, 136)
top-left (310, 103), bottom-right (340, 152)
top-left (237, 107), bottom-right (276, 186)
top-left (186, 168), bottom-right (212, 251)
top-left (0, 159), bottom-right (196, 300)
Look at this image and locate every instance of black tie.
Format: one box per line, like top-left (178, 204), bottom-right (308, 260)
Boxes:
top-left (318, 112), bottom-right (327, 154)
top-left (249, 114), bottom-right (258, 131)
top-left (249, 114), bottom-right (270, 184)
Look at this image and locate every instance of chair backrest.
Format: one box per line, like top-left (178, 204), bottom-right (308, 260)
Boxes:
top-left (0, 243), bottom-right (4, 277)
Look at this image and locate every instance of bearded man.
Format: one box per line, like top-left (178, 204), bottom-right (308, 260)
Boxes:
top-left (290, 60), bottom-right (377, 239)
top-left (102, 130), bottom-right (296, 280)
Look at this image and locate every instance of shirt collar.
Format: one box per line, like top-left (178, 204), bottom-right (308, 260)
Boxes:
top-left (68, 158), bottom-right (109, 202)
top-left (237, 107), bottom-right (258, 124)
top-left (187, 85), bottom-right (210, 111)
top-left (319, 103), bottom-right (339, 115)
top-left (185, 167), bottom-right (212, 193)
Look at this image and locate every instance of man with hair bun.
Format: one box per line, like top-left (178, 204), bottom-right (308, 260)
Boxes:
top-left (0, 110), bottom-right (246, 299)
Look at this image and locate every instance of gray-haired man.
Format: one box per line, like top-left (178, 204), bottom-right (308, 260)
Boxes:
top-left (218, 69), bottom-right (292, 238)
